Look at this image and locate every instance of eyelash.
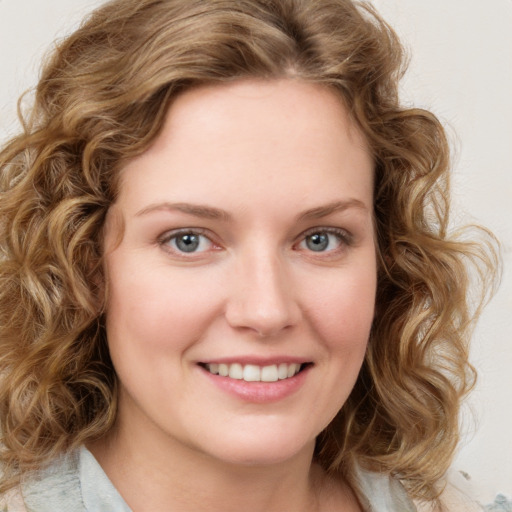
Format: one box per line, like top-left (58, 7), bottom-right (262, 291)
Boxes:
top-left (296, 227), bottom-right (352, 252)
top-left (158, 227), bottom-right (353, 257)
top-left (158, 228), bottom-right (218, 256)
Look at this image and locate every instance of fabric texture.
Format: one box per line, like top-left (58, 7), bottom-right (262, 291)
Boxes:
top-left (1, 447), bottom-right (508, 511)
top-left (1, 447), bottom-right (131, 512)
top-left (1, 447), bottom-right (416, 511)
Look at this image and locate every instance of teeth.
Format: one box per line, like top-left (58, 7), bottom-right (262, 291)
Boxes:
top-left (228, 363), bottom-right (243, 380)
top-left (261, 365), bottom-right (278, 382)
top-left (204, 362), bottom-right (302, 382)
top-left (278, 363), bottom-right (288, 380)
top-left (219, 364), bottom-right (229, 377)
top-left (243, 364), bottom-right (261, 382)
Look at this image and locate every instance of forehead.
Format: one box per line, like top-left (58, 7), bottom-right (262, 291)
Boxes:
top-left (151, 79), bottom-right (368, 165)
top-left (115, 79), bottom-right (373, 217)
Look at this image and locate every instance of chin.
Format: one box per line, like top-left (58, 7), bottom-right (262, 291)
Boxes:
top-left (194, 429), bottom-right (316, 468)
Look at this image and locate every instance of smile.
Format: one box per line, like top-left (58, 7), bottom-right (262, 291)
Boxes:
top-left (202, 362), bottom-right (305, 382)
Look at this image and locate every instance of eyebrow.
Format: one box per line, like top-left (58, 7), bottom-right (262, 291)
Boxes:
top-left (135, 198), bottom-right (368, 222)
top-left (135, 202), bottom-right (231, 221)
top-left (297, 199), bottom-right (369, 221)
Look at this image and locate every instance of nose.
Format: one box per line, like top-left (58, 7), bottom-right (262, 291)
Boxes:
top-left (225, 249), bottom-right (301, 337)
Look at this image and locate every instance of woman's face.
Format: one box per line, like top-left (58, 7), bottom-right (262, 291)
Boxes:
top-left (103, 79), bottom-right (376, 466)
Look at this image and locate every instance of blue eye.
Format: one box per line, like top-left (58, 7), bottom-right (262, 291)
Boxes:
top-left (164, 231), bottom-right (213, 253)
top-left (305, 232), bottom-right (330, 251)
top-left (299, 229), bottom-right (348, 253)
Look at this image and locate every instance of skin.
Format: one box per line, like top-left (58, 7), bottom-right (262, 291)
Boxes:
top-left (93, 79), bottom-right (376, 512)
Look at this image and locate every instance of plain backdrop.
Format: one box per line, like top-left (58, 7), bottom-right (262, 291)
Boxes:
top-left (1, 0), bottom-right (511, 504)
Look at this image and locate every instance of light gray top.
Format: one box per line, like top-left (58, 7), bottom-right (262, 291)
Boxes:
top-left (15, 446), bottom-right (416, 511)
top-left (21, 447), bottom-right (131, 512)
top-left (1, 446), bottom-right (507, 511)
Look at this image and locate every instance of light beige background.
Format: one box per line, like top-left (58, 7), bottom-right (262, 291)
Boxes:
top-left (1, 0), bottom-right (510, 503)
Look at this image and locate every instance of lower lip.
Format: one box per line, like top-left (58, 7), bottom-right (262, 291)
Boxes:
top-left (199, 365), bottom-right (311, 403)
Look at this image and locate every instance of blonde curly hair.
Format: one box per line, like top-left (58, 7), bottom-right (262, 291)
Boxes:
top-left (0, 0), bottom-right (497, 501)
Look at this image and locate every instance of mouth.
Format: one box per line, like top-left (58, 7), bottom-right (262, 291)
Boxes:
top-left (199, 362), bottom-right (311, 383)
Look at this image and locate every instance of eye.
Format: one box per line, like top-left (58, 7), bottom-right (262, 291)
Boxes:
top-left (160, 230), bottom-right (215, 254)
top-left (297, 228), bottom-right (350, 253)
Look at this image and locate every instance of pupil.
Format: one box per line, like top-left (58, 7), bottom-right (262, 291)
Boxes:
top-left (176, 234), bottom-right (199, 252)
top-left (306, 233), bottom-right (328, 251)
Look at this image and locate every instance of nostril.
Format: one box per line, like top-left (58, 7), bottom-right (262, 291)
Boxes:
top-left (225, 303), bottom-right (301, 338)
top-left (224, 264), bottom-right (301, 336)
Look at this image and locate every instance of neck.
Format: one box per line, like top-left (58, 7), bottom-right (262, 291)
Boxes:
top-left (90, 430), bottom-right (322, 512)
top-left (88, 396), bottom-right (361, 512)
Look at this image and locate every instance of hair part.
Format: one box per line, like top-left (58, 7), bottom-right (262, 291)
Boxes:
top-left (0, 0), bottom-right (498, 501)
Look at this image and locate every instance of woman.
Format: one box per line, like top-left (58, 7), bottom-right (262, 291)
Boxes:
top-left (0, 0), bottom-right (498, 510)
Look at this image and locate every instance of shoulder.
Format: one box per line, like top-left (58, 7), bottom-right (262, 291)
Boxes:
top-left (352, 464), bottom-right (417, 511)
top-left (414, 485), bottom-right (484, 512)
top-left (0, 487), bottom-right (27, 512)
top-left (1, 446), bottom-right (129, 512)
top-left (414, 470), bottom-right (506, 512)
top-left (352, 464), bottom-right (500, 512)
top-left (19, 450), bottom-right (85, 512)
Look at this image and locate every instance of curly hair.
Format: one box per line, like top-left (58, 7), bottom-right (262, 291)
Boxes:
top-left (0, 0), bottom-right (498, 502)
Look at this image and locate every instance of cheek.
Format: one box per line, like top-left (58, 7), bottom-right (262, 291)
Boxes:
top-left (105, 260), bottom-right (224, 355)
top-left (302, 265), bottom-right (376, 353)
